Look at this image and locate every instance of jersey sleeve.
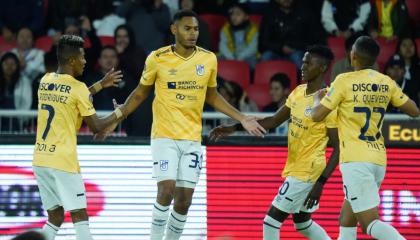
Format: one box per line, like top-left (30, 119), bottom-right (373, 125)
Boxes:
top-left (390, 79), bottom-right (409, 107)
top-left (76, 83), bottom-right (96, 117)
top-left (285, 88), bottom-right (296, 108)
top-left (321, 75), bottom-right (345, 110)
top-left (140, 52), bottom-right (158, 86)
top-left (208, 53), bottom-right (217, 88)
top-left (325, 108), bottom-right (338, 128)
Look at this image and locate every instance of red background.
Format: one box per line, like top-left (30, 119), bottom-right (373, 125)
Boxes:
top-left (206, 147), bottom-right (420, 239)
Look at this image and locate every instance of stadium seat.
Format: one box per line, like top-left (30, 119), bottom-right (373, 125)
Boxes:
top-left (254, 60), bottom-right (297, 90)
top-left (249, 15), bottom-right (262, 26)
top-left (35, 36), bottom-right (53, 52)
top-left (327, 37), bottom-right (346, 60)
top-left (199, 14), bottom-right (227, 51)
top-left (376, 38), bottom-right (398, 71)
top-left (218, 60), bottom-right (250, 89)
top-left (246, 84), bottom-right (272, 110)
top-left (99, 36), bottom-right (115, 46)
top-left (416, 38), bottom-right (420, 57)
top-left (406, 0), bottom-right (420, 24)
top-left (0, 36), bottom-right (16, 53)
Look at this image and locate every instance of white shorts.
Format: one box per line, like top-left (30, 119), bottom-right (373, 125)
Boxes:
top-left (151, 138), bottom-right (203, 189)
top-left (271, 176), bottom-right (319, 214)
top-left (340, 162), bottom-right (385, 213)
top-left (33, 166), bottom-right (87, 212)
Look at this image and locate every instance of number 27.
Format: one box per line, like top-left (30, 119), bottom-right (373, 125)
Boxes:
top-left (353, 106), bottom-right (385, 141)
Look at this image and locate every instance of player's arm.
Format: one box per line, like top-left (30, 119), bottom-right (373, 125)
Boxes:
top-left (304, 127), bottom-right (340, 209)
top-left (88, 68), bottom-right (123, 95)
top-left (311, 88), bottom-right (332, 122)
top-left (83, 110), bottom-right (123, 134)
top-left (209, 105), bottom-right (290, 141)
top-left (119, 83), bottom-right (153, 117)
top-left (205, 87), bottom-right (266, 137)
top-left (397, 99), bottom-right (420, 117)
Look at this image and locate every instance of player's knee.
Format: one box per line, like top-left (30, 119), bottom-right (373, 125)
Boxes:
top-left (157, 187), bottom-right (175, 204)
top-left (174, 198), bottom-right (192, 212)
top-left (292, 212), bottom-right (311, 223)
top-left (47, 206), bottom-right (64, 226)
top-left (70, 208), bottom-right (89, 223)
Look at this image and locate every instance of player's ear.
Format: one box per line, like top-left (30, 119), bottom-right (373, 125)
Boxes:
top-left (170, 23), bottom-right (177, 36)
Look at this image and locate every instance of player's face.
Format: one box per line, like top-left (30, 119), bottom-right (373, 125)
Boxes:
top-left (301, 52), bottom-right (323, 82)
top-left (99, 49), bottom-right (118, 72)
top-left (173, 17), bottom-right (199, 49)
top-left (70, 48), bottom-right (86, 77)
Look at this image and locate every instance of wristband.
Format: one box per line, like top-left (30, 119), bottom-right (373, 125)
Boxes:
top-left (114, 108), bottom-right (124, 119)
top-left (317, 175), bottom-right (328, 185)
top-left (92, 82), bottom-right (103, 92)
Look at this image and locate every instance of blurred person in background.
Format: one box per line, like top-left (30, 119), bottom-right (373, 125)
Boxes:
top-left (11, 27), bottom-right (45, 81)
top-left (263, 73), bottom-right (290, 112)
top-left (395, 36), bottom-right (420, 102)
top-left (321, 0), bottom-right (371, 39)
top-left (219, 3), bottom-right (259, 68)
top-left (117, 0), bottom-right (171, 53)
top-left (93, 0), bottom-right (126, 37)
top-left (0, 0), bottom-right (44, 42)
top-left (219, 80), bottom-right (259, 113)
top-left (259, 0), bottom-right (314, 68)
top-left (368, 0), bottom-right (410, 40)
top-left (385, 54), bottom-right (419, 111)
top-left (114, 24), bottom-right (147, 79)
top-left (178, 0), bottom-right (211, 50)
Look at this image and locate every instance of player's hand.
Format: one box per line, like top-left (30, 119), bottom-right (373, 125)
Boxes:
top-left (314, 88), bottom-right (327, 106)
top-left (304, 182), bottom-right (324, 209)
top-left (240, 116), bottom-right (266, 137)
top-left (209, 125), bottom-right (236, 141)
top-left (100, 67), bottom-right (123, 88)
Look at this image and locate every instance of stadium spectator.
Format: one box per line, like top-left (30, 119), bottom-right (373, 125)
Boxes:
top-left (395, 36), bottom-right (420, 101)
top-left (368, 0), bottom-right (410, 40)
top-left (259, 0), bottom-right (313, 67)
top-left (93, 1), bottom-right (126, 37)
top-left (263, 73), bottom-right (290, 112)
top-left (330, 34), bottom-right (379, 82)
top-left (321, 0), bottom-right (371, 38)
top-left (11, 27), bottom-right (45, 81)
top-left (219, 3), bottom-right (259, 68)
top-left (12, 231), bottom-right (46, 240)
top-left (219, 80), bottom-right (259, 112)
top-left (0, 52), bottom-right (32, 110)
top-left (179, 0), bottom-right (212, 50)
top-left (117, 0), bottom-right (171, 53)
top-left (385, 54), bottom-right (419, 107)
top-left (0, 0), bottom-right (44, 41)
top-left (114, 25), bottom-right (146, 79)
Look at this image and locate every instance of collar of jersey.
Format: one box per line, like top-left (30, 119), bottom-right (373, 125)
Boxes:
top-left (171, 45), bottom-right (197, 61)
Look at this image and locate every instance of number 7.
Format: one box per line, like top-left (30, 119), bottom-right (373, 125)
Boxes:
top-left (41, 104), bottom-right (55, 140)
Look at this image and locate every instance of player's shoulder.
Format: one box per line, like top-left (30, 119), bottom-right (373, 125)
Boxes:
top-left (291, 84), bottom-right (307, 94)
top-left (153, 45), bottom-right (173, 58)
top-left (196, 46), bottom-right (216, 57)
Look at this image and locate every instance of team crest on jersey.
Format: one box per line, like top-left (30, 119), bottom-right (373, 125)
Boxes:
top-left (196, 64), bottom-right (205, 76)
top-left (304, 106), bottom-right (312, 117)
top-left (160, 160), bottom-right (169, 171)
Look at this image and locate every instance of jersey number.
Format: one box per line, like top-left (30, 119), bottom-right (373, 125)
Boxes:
top-left (41, 104), bottom-right (55, 140)
top-left (353, 107), bottom-right (385, 141)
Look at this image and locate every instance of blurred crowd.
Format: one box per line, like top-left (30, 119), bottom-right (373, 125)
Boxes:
top-left (1, 0), bottom-right (419, 136)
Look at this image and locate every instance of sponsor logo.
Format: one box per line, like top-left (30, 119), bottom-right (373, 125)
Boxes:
top-left (160, 160), bottom-right (169, 171)
top-left (168, 82), bottom-right (177, 89)
top-left (176, 93), bottom-right (185, 100)
top-left (196, 65), bottom-right (205, 76)
top-left (168, 69), bottom-right (177, 76)
top-left (389, 125), bottom-right (420, 142)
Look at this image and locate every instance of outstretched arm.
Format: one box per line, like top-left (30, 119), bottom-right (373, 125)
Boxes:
top-left (304, 127), bottom-right (340, 209)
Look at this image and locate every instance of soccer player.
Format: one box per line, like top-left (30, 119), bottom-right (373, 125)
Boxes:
top-left (33, 35), bottom-right (125, 240)
top-left (312, 36), bottom-right (420, 240)
top-left (210, 45), bottom-right (339, 240)
top-left (102, 10), bottom-right (265, 240)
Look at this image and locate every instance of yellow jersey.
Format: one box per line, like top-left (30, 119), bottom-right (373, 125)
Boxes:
top-left (283, 85), bottom-right (337, 182)
top-left (140, 46), bottom-right (217, 142)
top-left (321, 69), bottom-right (409, 166)
top-left (33, 73), bottom-right (96, 173)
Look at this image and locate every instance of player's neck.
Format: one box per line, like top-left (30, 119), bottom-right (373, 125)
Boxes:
top-left (56, 66), bottom-right (75, 77)
top-left (173, 43), bottom-right (196, 58)
top-left (306, 77), bottom-right (323, 95)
